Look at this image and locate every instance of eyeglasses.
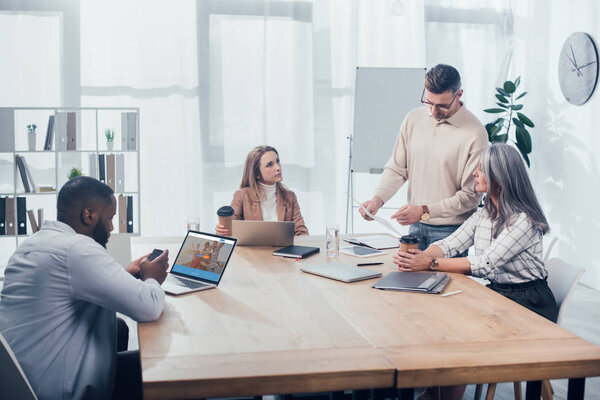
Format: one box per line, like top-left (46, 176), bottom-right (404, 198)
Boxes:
top-left (420, 88), bottom-right (459, 110)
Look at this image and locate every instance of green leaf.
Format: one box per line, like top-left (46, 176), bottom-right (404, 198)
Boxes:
top-left (496, 87), bottom-right (510, 97)
top-left (515, 141), bottom-right (531, 167)
top-left (484, 108), bottom-right (506, 113)
top-left (510, 104), bottom-right (523, 110)
top-left (515, 91), bottom-right (528, 100)
top-left (516, 126), bottom-right (532, 153)
top-left (495, 134), bottom-right (508, 143)
top-left (517, 112), bottom-right (535, 127)
top-left (512, 118), bottom-right (524, 129)
top-left (503, 81), bottom-right (516, 93)
top-left (495, 102), bottom-right (509, 109)
top-left (514, 76), bottom-right (521, 88)
top-left (495, 94), bottom-right (509, 103)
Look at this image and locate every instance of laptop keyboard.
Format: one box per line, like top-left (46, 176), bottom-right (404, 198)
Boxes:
top-left (169, 275), bottom-right (210, 289)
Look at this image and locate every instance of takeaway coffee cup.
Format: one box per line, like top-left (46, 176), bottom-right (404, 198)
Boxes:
top-left (217, 206), bottom-right (235, 235)
top-left (399, 235), bottom-right (419, 253)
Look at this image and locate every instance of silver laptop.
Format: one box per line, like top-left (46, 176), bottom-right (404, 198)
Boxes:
top-left (232, 220), bottom-right (294, 246)
top-left (300, 262), bottom-right (382, 283)
top-left (162, 230), bottom-right (237, 295)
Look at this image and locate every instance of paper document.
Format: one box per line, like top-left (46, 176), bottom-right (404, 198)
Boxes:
top-left (353, 197), bottom-right (402, 236)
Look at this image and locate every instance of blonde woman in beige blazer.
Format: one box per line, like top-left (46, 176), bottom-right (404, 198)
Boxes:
top-left (215, 146), bottom-right (308, 236)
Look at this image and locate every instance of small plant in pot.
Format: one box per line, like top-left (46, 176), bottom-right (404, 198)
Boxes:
top-left (27, 123), bottom-right (37, 151)
top-left (105, 129), bottom-right (115, 151)
top-left (68, 167), bottom-right (83, 180)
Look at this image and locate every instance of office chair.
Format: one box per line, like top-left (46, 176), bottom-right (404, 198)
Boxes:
top-left (0, 333), bottom-right (37, 400)
top-left (475, 257), bottom-right (585, 400)
top-left (543, 237), bottom-right (558, 263)
top-left (107, 233), bottom-right (132, 269)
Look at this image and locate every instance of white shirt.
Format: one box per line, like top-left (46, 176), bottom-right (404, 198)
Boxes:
top-left (434, 208), bottom-right (547, 284)
top-left (259, 182), bottom-right (278, 221)
top-left (0, 221), bottom-right (165, 400)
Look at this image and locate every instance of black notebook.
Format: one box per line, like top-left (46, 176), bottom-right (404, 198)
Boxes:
top-left (273, 245), bottom-right (320, 259)
top-left (372, 271), bottom-right (449, 294)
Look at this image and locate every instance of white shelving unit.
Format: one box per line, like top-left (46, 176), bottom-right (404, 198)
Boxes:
top-left (0, 107), bottom-right (141, 272)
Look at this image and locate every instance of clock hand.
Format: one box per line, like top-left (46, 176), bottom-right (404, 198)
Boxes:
top-left (570, 44), bottom-right (579, 67)
top-left (566, 54), bottom-right (583, 76)
top-left (577, 60), bottom-right (597, 70)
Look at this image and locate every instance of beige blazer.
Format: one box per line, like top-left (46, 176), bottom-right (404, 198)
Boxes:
top-left (230, 186), bottom-right (309, 236)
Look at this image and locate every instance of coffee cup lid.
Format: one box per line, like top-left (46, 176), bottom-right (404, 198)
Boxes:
top-left (217, 206), bottom-right (234, 217)
top-left (400, 235), bottom-right (419, 244)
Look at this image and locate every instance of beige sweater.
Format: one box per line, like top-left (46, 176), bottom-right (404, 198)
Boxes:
top-left (374, 104), bottom-right (487, 226)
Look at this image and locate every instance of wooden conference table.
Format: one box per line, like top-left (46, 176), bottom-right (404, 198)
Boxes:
top-left (134, 235), bottom-right (600, 399)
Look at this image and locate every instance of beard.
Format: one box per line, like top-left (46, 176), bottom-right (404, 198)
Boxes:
top-left (92, 219), bottom-right (110, 248)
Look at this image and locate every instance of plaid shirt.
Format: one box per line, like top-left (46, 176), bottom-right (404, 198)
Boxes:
top-left (434, 208), bottom-right (547, 284)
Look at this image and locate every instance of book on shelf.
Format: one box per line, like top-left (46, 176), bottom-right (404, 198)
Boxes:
top-left (37, 185), bottom-right (55, 192)
top-left (115, 153), bottom-right (125, 193)
top-left (37, 208), bottom-right (44, 228)
top-left (16, 196), bottom-right (26, 235)
top-left (89, 153), bottom-right (98, 180)
top-left (43, 115), bottom-right (55, 150)
top-left (0, 108), bottom-right (15, 152)
top-left (118, 195), bottom-right (127, 233)
top-left (15, 154), bottom-right (36, 193)
top-left (27, 209), bottom-right (38, 233)
top-left (22, 156), bottom-right (37, 192)
top-left (121, 112), bottom-right (137, 151)
top-left (126, 195), bottom-right (133, 233)
top-left (98, 154), bottom-right (106, 184)
top-left (106, 154), bottom-right (116, 191)
top-left (55, 112), bottom-right (68, 151)
top-left (67, 112), bottom-right (76, 150)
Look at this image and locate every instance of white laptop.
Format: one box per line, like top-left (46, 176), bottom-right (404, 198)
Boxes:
top-left (232, 220), bottom-right (294, 246)
top-left (300, 262), bottom-right (382, 283)
top-left (162, 230), bottom-right (237, 295)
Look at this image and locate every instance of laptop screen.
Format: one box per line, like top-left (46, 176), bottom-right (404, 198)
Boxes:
top-left (170, 231), bottom-right (237, 284)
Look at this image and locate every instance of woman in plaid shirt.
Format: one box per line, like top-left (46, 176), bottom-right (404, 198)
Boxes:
top-left (394, 143), bottom-right (558, 323)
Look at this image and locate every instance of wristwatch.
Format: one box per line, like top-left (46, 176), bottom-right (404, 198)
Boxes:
top-left (420, 205), bottom-right (430, 222)
top-left (429, 257), bottom-right (439, 270)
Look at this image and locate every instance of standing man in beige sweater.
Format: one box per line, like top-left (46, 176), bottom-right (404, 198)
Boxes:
top-left (360, 64), bottom-right (487, 251)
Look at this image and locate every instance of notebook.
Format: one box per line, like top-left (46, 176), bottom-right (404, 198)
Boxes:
top-left (273, 245), bottom-right (319, 259)
top-left (232, 220), bottom-right (295, 246)
top-left (339, 246), bottom-right (385, 258)
top-left (372, 271), bottom-right (449, 294)
top-left (162, 230), bottom-right (237, 295)
top-left (300, 262), bottom-right (382, 283)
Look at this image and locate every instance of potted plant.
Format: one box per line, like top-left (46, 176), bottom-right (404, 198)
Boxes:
top-left (483, 76), bottom-right (535, 166)
top-left (105, 129), bottom-right (115, 151)
top-left (67, 167), bottom-right (83, 180)
top-left (27, 123), bottom-right (37, 151)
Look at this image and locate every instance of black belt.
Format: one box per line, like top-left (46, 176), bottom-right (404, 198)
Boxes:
top-left (488, 278), bottom-right (547, 291)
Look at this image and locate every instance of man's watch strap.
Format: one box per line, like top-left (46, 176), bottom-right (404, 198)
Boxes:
top-left (429, 257), bottom-right (439, 270)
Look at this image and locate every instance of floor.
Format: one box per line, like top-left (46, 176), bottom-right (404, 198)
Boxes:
top-left (124, 283), bottom-right (600, 399)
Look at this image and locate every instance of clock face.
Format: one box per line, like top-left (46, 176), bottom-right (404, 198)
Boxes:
top-left (558, 32), bottom-right (599, 105)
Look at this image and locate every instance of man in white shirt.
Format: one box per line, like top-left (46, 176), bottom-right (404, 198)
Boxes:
top-left (0, 176), bottom-right (169, 400)
top-left (361, 64), bottom-right (487, 250)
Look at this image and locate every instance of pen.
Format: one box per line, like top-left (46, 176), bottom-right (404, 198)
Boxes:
top-left (357, 262), bottom-right (383, 266)
top-left (441, 290), bottom-right (463, 297)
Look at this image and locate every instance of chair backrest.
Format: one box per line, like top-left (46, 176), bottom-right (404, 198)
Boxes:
top-left (545, 257), bottom-right (585, 325)
top-left (0, 333), bottom-right (37, 400)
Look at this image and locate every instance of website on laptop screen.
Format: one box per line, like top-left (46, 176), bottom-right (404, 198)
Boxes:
top-left (171, 232), bottom-right (236, 283)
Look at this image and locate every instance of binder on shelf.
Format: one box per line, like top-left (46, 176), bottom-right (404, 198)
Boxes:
top-left (89, 153), bottom-right (98, 180)
top-left (6, 197), bottom-right (15, 235)
top-left (121, 112), bottom-right (127, 150)
top-left (37, 208), bottom-right (44, 229)
top-left (17, 196), bottom-right (26, 235)
top-left (67, 112), bottom-right (76, 150)
top-left (22, 156), bottom-right (37, 192)
top-left (43, 115), bottom-right (55, 150)
top-left (118, 195), bottom-right (127, 233)
top-left (0, 196), bottom-right (6, 235)
top-left (0, 108), bottom-right (15, 152)
top-left (15, 155), bottom-right (31, 193)
top-left (127, 113), bottom-right (137, 150)
top-left (98, 154), bottom-right (106, 184)
top-left (27, 209), bottom-right (38, 233)
top-left (126, 195), bottom-right (134, 233)
top-left (115, 154), bottom-right (125, 193)
top-left (55, 112), bottom-right (68, 151)
top-left (106, 154), bottom-right (116, 191)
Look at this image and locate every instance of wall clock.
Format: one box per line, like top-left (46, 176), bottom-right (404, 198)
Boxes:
top-left (558, 32), bottom-right (599, 105)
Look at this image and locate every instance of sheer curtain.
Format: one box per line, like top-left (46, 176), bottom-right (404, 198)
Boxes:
top-left (1, 0), bottom-right (426, 238)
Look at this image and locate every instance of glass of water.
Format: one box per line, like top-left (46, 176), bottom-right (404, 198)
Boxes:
top-left (325, 225), bottom-right (340, 258)
top-left (187, 216), bottom-right (200, 232)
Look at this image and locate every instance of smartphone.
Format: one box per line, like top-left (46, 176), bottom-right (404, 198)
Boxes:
top-left (148, 249), bottom-right (163, 261)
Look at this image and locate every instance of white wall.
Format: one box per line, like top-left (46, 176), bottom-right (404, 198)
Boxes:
top-left (513, 1), bottom-right (600, 289)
